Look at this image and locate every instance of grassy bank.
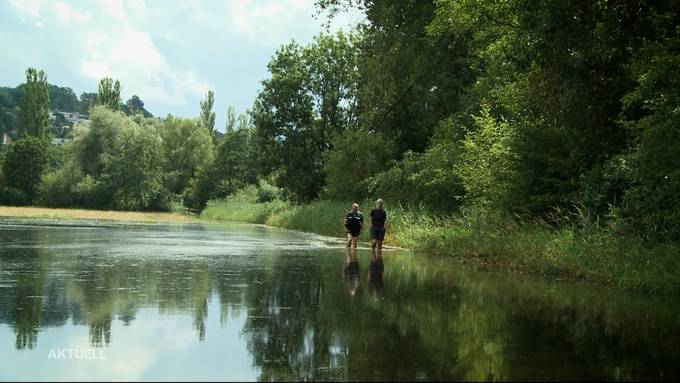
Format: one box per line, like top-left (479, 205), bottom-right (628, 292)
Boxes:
top-left (201, 198), bottom-right (680, 295)
top-left (0, 205), bottom-right (199, 223)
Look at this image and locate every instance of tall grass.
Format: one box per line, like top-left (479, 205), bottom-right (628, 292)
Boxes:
top-left (201, 197), bottom-right (680, 295)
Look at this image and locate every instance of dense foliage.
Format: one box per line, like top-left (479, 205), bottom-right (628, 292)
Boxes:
top-left (2, 0), bottom-right (679, 241)
top-left (0, 136), bottom-right (48, 205)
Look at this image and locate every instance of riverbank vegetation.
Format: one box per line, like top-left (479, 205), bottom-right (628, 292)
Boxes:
top-left (201, 195), bottom-right (680, 295)
top-left (1, 1), bottom-right (679, 293)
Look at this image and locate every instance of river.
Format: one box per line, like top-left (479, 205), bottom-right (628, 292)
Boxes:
top-left (0, 218), bottom-right (678, 381)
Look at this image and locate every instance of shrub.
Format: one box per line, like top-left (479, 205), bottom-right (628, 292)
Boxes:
top-left (1, 136), bottom-right (48, 205)
top-left (323, 128), bottom-right (392, 201)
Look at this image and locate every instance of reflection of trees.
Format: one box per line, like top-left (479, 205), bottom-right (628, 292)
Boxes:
top-left (0, 231), bottom-right (46, 349)
top-left (239, 252), bottom-right (680, 381)
top-left (237, 251), bottom-right (465, 381)
top-left (1, 223), bottom-right (680, 380)
top-left (0, 224), bottom-right (221, 348)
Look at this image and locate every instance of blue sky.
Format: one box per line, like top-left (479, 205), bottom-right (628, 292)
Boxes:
top-left (0, 0), bottom-right (362, 131)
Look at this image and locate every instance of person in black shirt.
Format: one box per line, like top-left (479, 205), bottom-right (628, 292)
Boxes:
top-left (369, 198), bottom-right (387, 252)
top-left (344, 202), bottom-right (363, 248)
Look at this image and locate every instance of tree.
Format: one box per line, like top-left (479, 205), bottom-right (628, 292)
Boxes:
top-left (199, 90), bottom-right (215, 134)
top-left (54, 106), bottom-right (170, 210)
top-left (621, 33), bottom-right (680, 238)
top-left (159, 116), bottom-right (214, 195)
top-left (253, 31), bottom-right (359, 201)
top-left (456, 104), bottom-right (517, 210)
top-left (225, 106), bottom-right (237, 132)
top-left (79, 92), bottom-right (97, 114)
top-left (123, 95), bottom-right (152, 118)
top-left (1, 136), bottom-right (48, 204)
top-left (323, 128), bottom-right (390, 200)
top-left (96, 78), bottom-right (121, 111)
top-left (18, 68), bottom-right (50, 140)
top-left (48, 85), bottom-right (79, 111)
top-left (101, 122), bottom-right (168, 211)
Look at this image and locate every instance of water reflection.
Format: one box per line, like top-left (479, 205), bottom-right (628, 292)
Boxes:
top-left (368, 250), bottom-right (384, 301)
top-left (343, 248), bottom-right (360, 296)
top-left (0, 219), bottom-right (679, 381)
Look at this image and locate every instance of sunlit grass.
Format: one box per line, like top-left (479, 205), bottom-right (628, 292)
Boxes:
top-left (0, 206), bottom-right (200, 223)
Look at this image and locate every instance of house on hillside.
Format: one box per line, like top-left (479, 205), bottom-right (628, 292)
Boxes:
top-left (50, 110), bottom-right (90, 126)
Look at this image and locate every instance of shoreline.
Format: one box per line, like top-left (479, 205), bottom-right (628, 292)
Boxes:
top-left (0, 205), bottom-right (400, 250)
top-left (200, 199), bottom-right (680, 296)
top-left (2, 203), bottom-right (679, 295)
top-left (0, 206), bottom-right (199, 224)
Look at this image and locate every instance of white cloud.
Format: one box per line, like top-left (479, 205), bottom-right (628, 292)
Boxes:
top-left (101, 0), bottom-right (126, 20)
top-left (2, 0), bottom-right (363, 119)
top-left (8, 0), bottom-right (44, 19)
top-left (126, 0), bottom-right (147, 19)
top-left (229, 0), bottom-right (314, 38)
top-left (54, 2), bottom-right (91, 24)
top-left (8, 0), bottom-right (47, 27)
top-left (80, 27), bottom-right (210, 105)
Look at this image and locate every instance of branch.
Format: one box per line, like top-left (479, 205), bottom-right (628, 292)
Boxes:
top-left (481, 11), bottom-right (519, 29)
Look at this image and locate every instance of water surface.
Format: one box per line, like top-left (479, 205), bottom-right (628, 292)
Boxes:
top-left (0, 218), bottom-right (678, 381)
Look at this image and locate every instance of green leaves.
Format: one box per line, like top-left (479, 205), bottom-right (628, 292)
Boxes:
top-left (96, 78), bottom-right (121, 111)
top-left (199, 90), bottom-right (216, 134)
top-left (253, 31), bottom-right (359, 202)
top-left (18, 68), bottom-right (50, 140)
top-left (457, 103), bottom-right (517, 210)
top-left (1, 136), bottom-right (48, 204)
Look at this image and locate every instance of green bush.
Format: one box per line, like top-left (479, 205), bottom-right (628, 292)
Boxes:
top-left (619, 36), bottom-right (680, 239)
top-left (102, 122), bottom-right (169, 211)
top-left (370, 147), bottom-right (464, 213)
top-left (255, 179), bottom-right (282, 203)
top-left (159, 116), bottom-right (213, 194)
top-left (1, 136), bottom-right (48, 205)
top-left (323, 128), bottom-right (392, 201)
top-left (38, 107), bottom-right (170, 211)
top-left (456, 103), bottom-right (517, 211)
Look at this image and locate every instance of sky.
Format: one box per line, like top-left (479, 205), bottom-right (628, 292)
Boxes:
top-left (0, 0), bottom-right (363, 131)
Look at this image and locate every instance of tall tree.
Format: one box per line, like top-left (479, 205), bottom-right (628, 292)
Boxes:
top-left (123, 95), bottom-right (152, 118)
top-left (18, 68), bottom-right (50, 140)
top-left (159, 116), bottom-right (214, 194)
top-left (252, 31), bottom-right (359, 201)
top-left (225, 105), bottom-right (237, 132)
top-left (96, 78), bottom-right (121, 111)
top-left (199, 90), bottom-right (216, 134)
top-left (79, 92), bottom-right (97, 114)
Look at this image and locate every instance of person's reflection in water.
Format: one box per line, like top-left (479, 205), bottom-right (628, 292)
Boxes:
top-left (343, 247), bottom-right (361, 296)
top-left (368, 249), bottom-right (384, 301)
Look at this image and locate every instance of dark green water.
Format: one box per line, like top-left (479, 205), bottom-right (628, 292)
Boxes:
top-left (0, 218), bottom-right (678, 381)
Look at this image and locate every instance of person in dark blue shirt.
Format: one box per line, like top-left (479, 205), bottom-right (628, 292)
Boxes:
top-left (369, 198), bottom-right (387, 253)
top-left (344, 202), bottom-right (363, 248)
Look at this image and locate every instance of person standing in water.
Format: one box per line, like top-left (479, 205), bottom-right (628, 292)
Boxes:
top-left (344, 202), bottom-right (364, 248)
top-left (369, 198), bottom-right (387, 253)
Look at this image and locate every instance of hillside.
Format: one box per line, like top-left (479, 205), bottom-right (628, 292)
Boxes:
top-left (0, 84), bottom-right (151, 138)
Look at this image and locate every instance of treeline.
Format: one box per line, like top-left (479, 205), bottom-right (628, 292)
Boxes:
top-left (1, 85), bottom-right (152, 139)
top-left (0, 69), bottom-right (251, 210)
top-left (237, 0), bottom-right (680, 240)
top-left (2, 0), bottom-right (679, 241)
